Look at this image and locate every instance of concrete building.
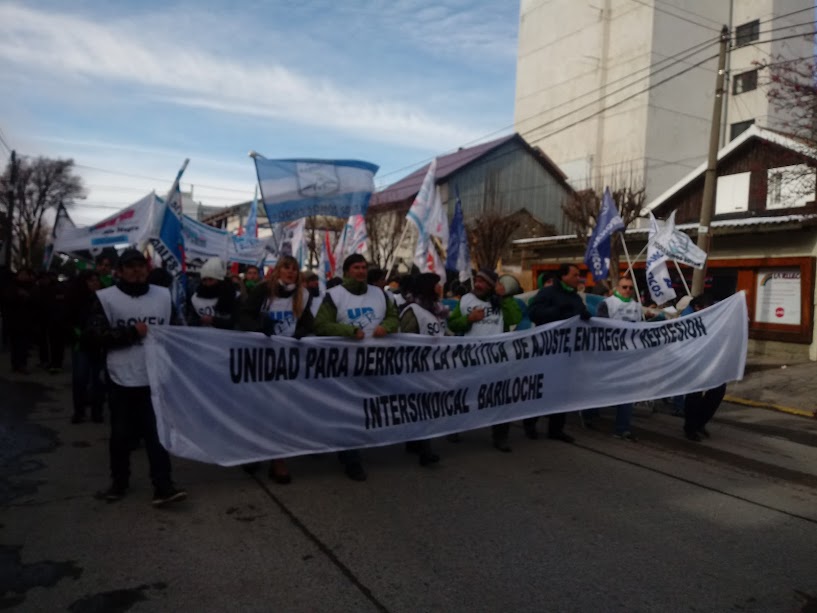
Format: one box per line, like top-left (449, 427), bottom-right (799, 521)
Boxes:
top-left (514, 0), bottom-right (814, 200)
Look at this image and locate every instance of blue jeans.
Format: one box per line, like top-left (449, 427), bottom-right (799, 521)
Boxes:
top-left (615, 403), bottom-right (633, 434)
top-left (72, 349), bottom-right (105, 418)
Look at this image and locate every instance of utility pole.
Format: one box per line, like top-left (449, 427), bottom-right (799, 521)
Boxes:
top-left (3, 150), bottom-right (16, 268)
top-left (691, 26), bottom-right (730, 297)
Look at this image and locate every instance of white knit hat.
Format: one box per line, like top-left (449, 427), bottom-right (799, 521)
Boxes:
top-left (200, 257), bottom-right (226, 281)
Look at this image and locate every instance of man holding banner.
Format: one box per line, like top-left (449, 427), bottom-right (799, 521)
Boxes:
top-left (88, 249), bottom-right (187, 507)
top-left (526, 263), bottom-right (592, 443)
top-left (314, 253), bottom-right (399, 481)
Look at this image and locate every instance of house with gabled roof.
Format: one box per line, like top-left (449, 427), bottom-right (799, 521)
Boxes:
top-left (370, 133), bottom-right (576, 277)
top-left (514, 125), bottom-right (817, 360)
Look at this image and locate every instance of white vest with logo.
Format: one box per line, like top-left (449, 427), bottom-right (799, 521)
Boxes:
top-left (96, 284), bottom-right (172, 387)
top-left (460, 293), bottom-right (504, 336)
top-left (262, 287), bottom-right (310, 337)
top-left (404, 303), bottom-right (447, 337)
top-left (602, 294), bottom-right (642, 322)
top-left (190, 294), bottom-right (218, 318)
top-left (327, 285), bottom-right (387, 338)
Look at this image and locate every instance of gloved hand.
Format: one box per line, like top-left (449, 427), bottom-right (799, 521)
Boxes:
top-left (579, 309), bottom-right (592, 322)
top-left (262, 318), bottom-right (277, 337)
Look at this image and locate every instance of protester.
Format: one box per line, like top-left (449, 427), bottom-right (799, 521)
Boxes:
top-left (5, 268), bottom-right (35, 374)
top-left (398, 272), bottom-right (446, 466)
top-left (240, 255), bottom-right (313, 484)
top-left (683, 295), bottom-right (725, 442)
top-left (526, 263), bottom-right (592, 443)
top-left (448, 268), bottom-right (522, 451)
top-left (314, 254), bottom-right (399, 481)
top-left (367, 267), bottom-right (387, 289)
top-left (595, 275), bottom-right (642, 441)
top-left (34, 273), bottom-right (67, 372)
top-left (243, 265), bottom-right (261, 293)
top-left (88, 249), bottom-right (187, 506)
top-left (66, 271), bottom-right (105, 423)
top-left (188, 257), bottom-right (238, 329)
top-left (95, 254), bottom-right (114, 288)
top-left (303, 272), bottom-right (320, 298)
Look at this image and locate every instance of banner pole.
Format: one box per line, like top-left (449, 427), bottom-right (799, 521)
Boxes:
top-left (619, 234), bottom-right (644, 320)
top-left (384, 221), bottom-right (411, 277)
top-left (673, 259), bottom-right (692, 296)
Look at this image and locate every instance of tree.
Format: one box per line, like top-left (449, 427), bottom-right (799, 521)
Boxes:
top-left (467, 174), bottom-right (517, 270)
top-left (365, 206), bottom-right (408, 271)
top-left (0, 156), bottom-right (85, 269)
top-left (561, 176), bottom-right (645, 285)
top-left (755, 55), bottom-right (817, 201)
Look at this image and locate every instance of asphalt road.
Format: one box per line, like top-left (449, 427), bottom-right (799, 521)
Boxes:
top-left (2, 371), bottom-right (817, 613)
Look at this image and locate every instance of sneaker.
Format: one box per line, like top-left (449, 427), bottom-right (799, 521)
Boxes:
top-left (684, 430), bottom-right (702, 442)
top-left (614, 431), bottom-right (638, 442)
top-left (268, 460), bottom-right (292, 485)
top-left (96, 484), bottom-right (127, 502)
top-left (548, 431), bottom-right (575, 444)
top-left (152, 486), bottom-right (188, 507)
top-left (344, 462), bottom-right (367, 482)
top-left (697, 427), bottom-right (711, 439)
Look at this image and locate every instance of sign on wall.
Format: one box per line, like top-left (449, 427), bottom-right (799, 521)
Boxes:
top-left (755, 268), bottom-right (801, 325)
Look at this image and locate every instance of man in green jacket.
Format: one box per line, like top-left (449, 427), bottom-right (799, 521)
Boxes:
top-left (314, 254), bottom-right (399, 481)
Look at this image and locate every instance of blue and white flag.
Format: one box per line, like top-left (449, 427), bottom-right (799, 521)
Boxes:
top-left (647, 213), bottom-right (678, 306)
top-left (584, 187), bottom-right (625, 281)
top-left (154, 160), bottom-right (190, 323)
top-left (446, 188), bottom-right (471, 282)
top-left (244, 186), bottom-right (258, 237)
top-left (253, 157), bottom-right (378, 223)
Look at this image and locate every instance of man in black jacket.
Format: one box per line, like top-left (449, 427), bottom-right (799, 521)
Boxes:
top-left (525, 263), bottom-right (592, 443)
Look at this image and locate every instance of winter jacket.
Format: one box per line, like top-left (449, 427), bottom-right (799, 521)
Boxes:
top-left (528, 282), bottom-right (589, 325)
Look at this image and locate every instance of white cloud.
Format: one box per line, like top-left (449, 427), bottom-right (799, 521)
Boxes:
top-left (0, 2), bottom-right (498, 151)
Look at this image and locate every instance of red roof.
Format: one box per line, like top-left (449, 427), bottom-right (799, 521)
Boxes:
top-left (372, 134), bottom-right (519, 206)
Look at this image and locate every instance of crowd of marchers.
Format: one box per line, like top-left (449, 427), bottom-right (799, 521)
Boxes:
top-left (0, 253), bottom-right (724, 507)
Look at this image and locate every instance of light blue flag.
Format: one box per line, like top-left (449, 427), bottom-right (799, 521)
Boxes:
top-left (253, 157), bottom-right (378, 223)
top-left (244, 186), bottom-right (258, 237)
top-left (154, 160), bottom-right (189, 323)
top-left (445, 188), bottom-right (471, 282)
top-left (584, 187), bottom-right (625, 281)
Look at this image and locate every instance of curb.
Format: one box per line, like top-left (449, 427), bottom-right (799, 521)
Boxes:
top-left (723, 395), bottom-right (816, 419)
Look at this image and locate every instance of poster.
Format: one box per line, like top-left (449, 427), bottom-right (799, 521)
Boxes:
top-left (755, 268), bottom-right (801, 325)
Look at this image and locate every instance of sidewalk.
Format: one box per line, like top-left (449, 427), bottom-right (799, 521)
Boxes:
top-left (726, 353), bottom-right (817, 418)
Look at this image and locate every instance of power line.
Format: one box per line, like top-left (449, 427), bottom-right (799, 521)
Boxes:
top-left (653, 0), bottom-right (723, 27)
top-left (629, 0), bottom-right (721, 32)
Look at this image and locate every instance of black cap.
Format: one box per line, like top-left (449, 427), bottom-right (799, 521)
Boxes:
top-left (343, 253), bottom-right (367, 274)
top-left (476, 268), bottom-right (498, 285)
top-left (118, 249), bottom-right (147, 267)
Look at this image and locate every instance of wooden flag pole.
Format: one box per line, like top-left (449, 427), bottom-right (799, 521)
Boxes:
top-left (619, 234), bottom-right (644, 320)
top-left (673, 259), bottom-right (692, 296)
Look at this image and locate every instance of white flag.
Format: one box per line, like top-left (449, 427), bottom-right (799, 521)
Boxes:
top-left (651, 211), bottom-right (707, 270)
top-left (646, 213), bottom-right (677, 306)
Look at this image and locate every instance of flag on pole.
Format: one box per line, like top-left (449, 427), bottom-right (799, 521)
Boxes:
top-left (332, 214), bottom-right (367, 265)
top-left (43, 202), bottom-right (75, 270)
top-left (646, 213), bottom-right (678, 305)
top-left (584, 187), bottom-right (625, 281)
top-left (244, 186), bottom-right (259, 238)
top-left (154, 159), bottom-right (190, 322)
top-left (319, 230), bottom-right (333, 293)
top-left (253, 156), bottom-right (378, 223)
top-left (446, 188), bottom-right (471, 282)
top-left (324, 229), bottom-right (336, 279)
top-left (651, 211), bottom-right (707, 269)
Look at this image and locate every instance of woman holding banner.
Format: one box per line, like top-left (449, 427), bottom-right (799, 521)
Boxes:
top-left (240, 255), bottom-right (314, 484)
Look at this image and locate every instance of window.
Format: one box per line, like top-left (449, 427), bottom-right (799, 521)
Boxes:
top-left (730, 119), bottom-right (754, 141)
top-left (767, 165), bottom-right (815, 209)
top-left (715, 172), bottom-right (751, 215)
top-left (732, 69), bottom-right (758, 95)
top-left (735, 20), bottom-right (759, 47)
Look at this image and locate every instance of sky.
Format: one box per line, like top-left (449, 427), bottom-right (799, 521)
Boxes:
top-left (0, 0), bottom-right (520, 225)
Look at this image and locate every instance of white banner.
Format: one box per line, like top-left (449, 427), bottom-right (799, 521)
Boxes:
top-left (182, 215), bottom-right (267, 270)
top-left (146, 293), bottom-right (748, 466)
top-left (54, 193), bottom-right (159, 253)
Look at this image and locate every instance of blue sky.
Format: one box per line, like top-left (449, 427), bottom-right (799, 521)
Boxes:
top-left (0, 0), bottom-right (519, 225)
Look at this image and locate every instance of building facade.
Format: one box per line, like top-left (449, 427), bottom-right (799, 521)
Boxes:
top-left (514, 0), bottom-right (813, 201)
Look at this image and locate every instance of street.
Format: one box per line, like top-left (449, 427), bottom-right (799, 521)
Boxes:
top-left (2, 369), bottom-right (817, 613)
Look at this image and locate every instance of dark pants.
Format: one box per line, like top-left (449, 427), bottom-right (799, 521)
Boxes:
top-left (492, 423), bottom-right (510, 442)
top-left (39, 325), bottom-right (65, 369)
top-left (9, 328), bottom-right (28, 371)
top-left (109, 384), bottom-right (172, 490)
top-left (684, 384), bottom-right (726, 434)
top-left (522, 414), bottom-right (566, 436)
top-left (338, 449), bottom-right (361, 465)
top-left (72, 350), bottom-right (105, 419)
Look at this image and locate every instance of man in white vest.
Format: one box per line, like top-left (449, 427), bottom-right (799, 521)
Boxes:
top-left (314, 253), bottom-right (399, 481)
top-left (88, 249), bottom-right (187, 507)
top-left (448, 268), bottom-right (522, 451)
top-left (596, 274), bottom-right (642, 441)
